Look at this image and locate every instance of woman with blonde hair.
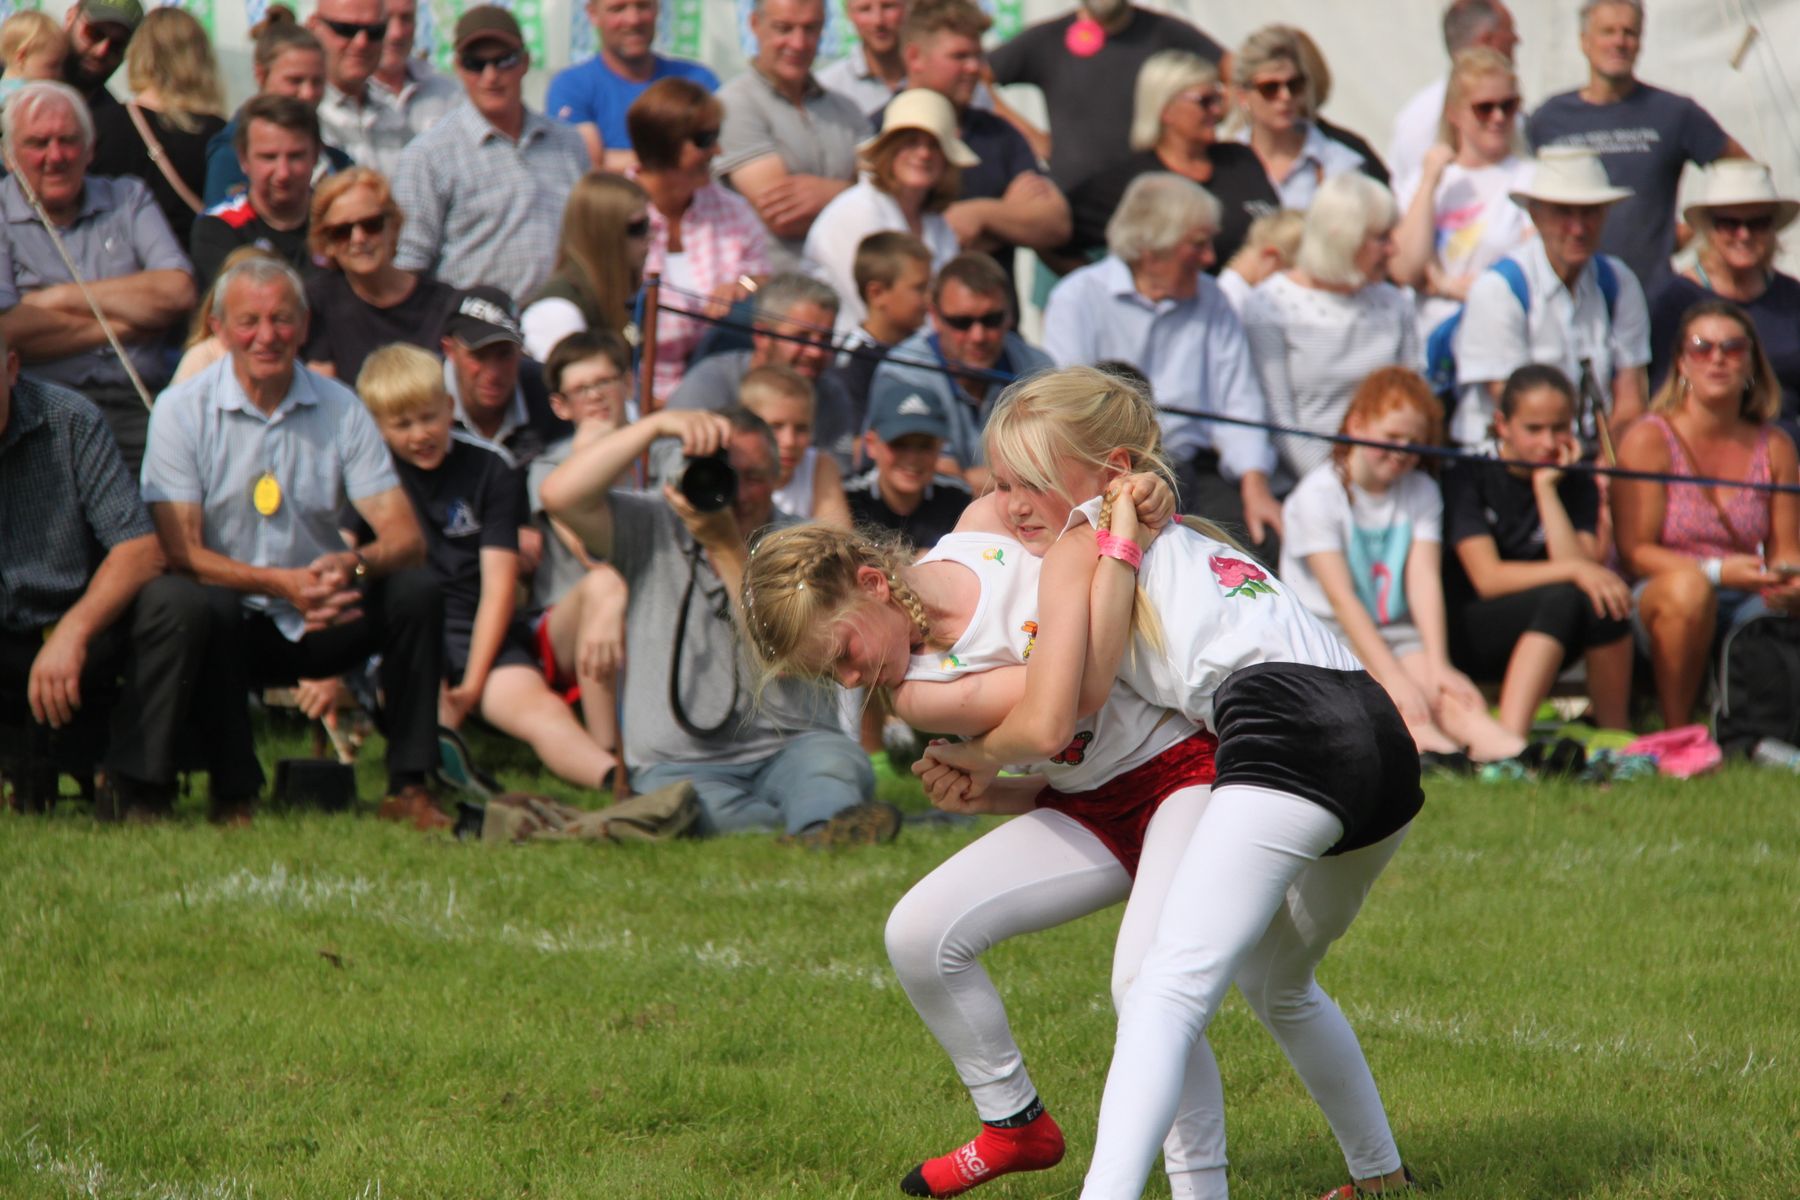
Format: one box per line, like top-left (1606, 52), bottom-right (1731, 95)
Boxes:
top-left (88, 6), bottom-right (225, 244)
top-left (300, 167), bottom-right (458, 380)
top-left (1243, 172), bottom-right (1419, 483)
top-left (521, 171), bottom-right (653, 361)
top-left (1648, 161), bottom-right (1800, 429)
top-left (1229, 25), bottom-right (1367, 212)
top-left (804, 88), bottom-right (974, 332)
top-left (624, 76), bottom-right (770, 399)
top-left (1614, 300), bottom-right (1800, 727)
top-left (1391, 46), bottom-right (1534, 340)
top-left (1064, 49), bottom-right (1277, 270)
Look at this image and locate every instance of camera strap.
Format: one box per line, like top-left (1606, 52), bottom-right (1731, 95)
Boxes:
top-left (668, 539), bottom-right (742, 740)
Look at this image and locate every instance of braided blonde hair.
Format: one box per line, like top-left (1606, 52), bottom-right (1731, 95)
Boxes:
top-left (741, 523), bottom-right (928, 690)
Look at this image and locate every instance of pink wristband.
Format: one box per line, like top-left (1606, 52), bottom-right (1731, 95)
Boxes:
top-left (1095, 530), bottom-right (1143, 570)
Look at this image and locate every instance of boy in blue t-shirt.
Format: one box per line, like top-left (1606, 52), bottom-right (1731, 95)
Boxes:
top-left (357, 343), bottom-right (624, 793)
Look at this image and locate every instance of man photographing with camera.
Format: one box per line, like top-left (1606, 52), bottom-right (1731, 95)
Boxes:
top-left (539, 403), bottom-right (892, 844)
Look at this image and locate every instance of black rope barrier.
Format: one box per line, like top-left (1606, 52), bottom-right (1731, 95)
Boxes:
top-left (647, 287), bottom-right (1800, 497)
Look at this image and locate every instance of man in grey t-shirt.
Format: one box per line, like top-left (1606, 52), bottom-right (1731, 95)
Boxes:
top-left (539, 403), bottom-right (887, 841)
top-left (1526, 0), bottom-right (1743, 286)
top-left (717, 0), bottom-right (868, 268)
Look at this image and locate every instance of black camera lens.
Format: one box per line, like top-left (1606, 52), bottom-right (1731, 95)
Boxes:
top-left (679, 453), bottom-right (737, 514)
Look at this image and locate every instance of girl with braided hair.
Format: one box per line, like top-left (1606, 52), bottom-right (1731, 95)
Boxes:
top-left (907, 365), bottom-right (1420, 1200)
top-left (744, 456), bottom-right (1227, 1200)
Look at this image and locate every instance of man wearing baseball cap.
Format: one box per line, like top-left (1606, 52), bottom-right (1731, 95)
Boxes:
top-left (845, 381), bottom-right (971, 549)
top-left (1451, 146), bottom-right (1652, 447)
top-left (392, 4), bottom-right (587, 301)
top-left (440, 285), bottom-right (571, 471)
top-left (61, 0), bottom-right (140, 114)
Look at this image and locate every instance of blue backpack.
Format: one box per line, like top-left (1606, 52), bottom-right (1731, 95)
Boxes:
top-left (1424, 255), bottom-right (1620, 397)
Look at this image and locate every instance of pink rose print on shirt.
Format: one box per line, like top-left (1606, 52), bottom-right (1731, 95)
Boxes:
top-left (1210, 555), bottom-right (1278, 599)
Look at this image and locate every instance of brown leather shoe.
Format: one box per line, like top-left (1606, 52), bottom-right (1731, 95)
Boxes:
top-left (379, 783), bottom-right (453, 832)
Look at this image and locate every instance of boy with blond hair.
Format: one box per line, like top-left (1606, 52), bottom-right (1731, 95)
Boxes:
top-left (357, 343), bottom-right (625, 793)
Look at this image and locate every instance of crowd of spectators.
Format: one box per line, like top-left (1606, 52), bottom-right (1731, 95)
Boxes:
top-left (5, 0), bottom-right (1799, 828)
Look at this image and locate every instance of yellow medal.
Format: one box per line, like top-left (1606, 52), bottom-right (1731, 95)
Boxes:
top-left (253, 472), bottom-right (282, 517)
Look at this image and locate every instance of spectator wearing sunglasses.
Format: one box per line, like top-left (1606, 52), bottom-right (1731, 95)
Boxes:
top-left (1391, 48), bottom-right (1535, 351)
top-left (59, 0), bottom-right (139, 124)
top-left (1612, 300), bottom-right (1800, 728)
top-left (625, 77), bottom-right (770, 401)
top-left (867, 252), bottom-right (1050, 491)
top-left (546, 0), bottom-right (718, 172)
top-left (190, 94), bottom-right (322, 292)
top-left (1527, 0), bottom-right (1745, 289)
top-left (391, 5), bottom-right (587, 303)
top-left (1648, 162), bottom-right (1800, 437)
top-left (520, 171), bottom-right (653, 363)
top-left (1061, 49), bottom-right (1276, 274)
top-left (1386, 0), bottom-right (1520, 185)
top-left (310, 0), bottom-right (412, 177)
top-left (1043, 173), bottom-right (1283, 558)
top-left (300, 166), bottom-right (459, 382)
top-left (1227, 25), bottom-right (1364, 213)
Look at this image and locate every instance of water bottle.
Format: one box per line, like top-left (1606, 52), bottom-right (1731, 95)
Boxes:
top-left (1749, 738), bottom-right (1800, 772)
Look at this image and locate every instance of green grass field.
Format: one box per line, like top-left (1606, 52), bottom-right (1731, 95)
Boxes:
top-left (3, 718), bottom-right (1798, 1199)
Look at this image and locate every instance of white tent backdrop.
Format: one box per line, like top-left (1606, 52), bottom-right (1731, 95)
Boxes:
top-left (41, 0), bottom-right (1800, 264)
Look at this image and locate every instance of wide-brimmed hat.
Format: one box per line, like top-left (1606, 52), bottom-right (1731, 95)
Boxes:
top-left (1682, 160), bottom-right (1799, 233)
top-left (1509, 147), bottom-right (1633, 208)
top-left (859, 89), bottom-right (979, 169)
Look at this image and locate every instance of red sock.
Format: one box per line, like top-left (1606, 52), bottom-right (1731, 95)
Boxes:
top-left (900, 1110), bottom-right (1065, 1198)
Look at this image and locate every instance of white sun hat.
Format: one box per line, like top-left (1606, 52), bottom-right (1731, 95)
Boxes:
top-left (1682, 159), bottom-right (1799, 233)
top-left (1509, 146), bottom-right (1633, 208)
top-left (859, 88), bottom-right (980, 169)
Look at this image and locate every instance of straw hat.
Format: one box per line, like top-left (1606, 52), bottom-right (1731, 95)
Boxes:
top-left (859, 89), bottom-right (980, 168)
top-left (1682, 160), bottom-right (1799, 232)
top-left (1509, 147), bottom-right (1633, 207)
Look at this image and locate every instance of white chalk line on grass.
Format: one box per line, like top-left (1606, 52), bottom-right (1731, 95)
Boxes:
top-left (4, 1127), bottom-right (393, 1200)
top-left (1345, 1002), bottom-right (1783, 1081)
top-left (157, 865), bottom-right (894, 990)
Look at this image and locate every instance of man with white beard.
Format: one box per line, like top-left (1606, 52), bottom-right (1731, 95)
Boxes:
top-left (986, 0), bottom-right (1221, 209)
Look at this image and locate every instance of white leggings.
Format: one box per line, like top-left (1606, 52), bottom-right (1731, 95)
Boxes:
top-left (885, 787), bottom-right (1226, 1179)
top-left (1080, 784), bottom-right (1412, 1199)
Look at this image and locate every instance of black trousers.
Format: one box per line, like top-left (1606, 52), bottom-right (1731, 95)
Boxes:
top-left (199, 568), bottom-right (444, 795)
top-left (85, 380), bottom-right (154, 481)
top-left (0, 574), bottom-right (210, 786)
top-left (1176, 448), bottom-right (1282, 569)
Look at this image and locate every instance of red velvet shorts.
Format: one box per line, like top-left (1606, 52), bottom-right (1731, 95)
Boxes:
top-left (1039, 731), bottom-right (1219, 876)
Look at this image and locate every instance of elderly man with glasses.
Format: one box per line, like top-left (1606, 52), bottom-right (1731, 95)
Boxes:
top-left (391, 5), bottom-right (587, 301)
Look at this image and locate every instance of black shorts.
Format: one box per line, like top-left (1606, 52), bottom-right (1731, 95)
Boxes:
top-left (444, 615), bottom-right (538, 682)
top-left (1211, 662), bottom-right (1423, 855)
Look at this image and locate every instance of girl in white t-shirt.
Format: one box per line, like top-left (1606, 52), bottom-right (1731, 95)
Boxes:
top-left (743, 473), bottom-right (1230, 1200)
top-left (739, 364), bottom-right (851, 527)
top-left (911, 368), bottom-right (1422, 1200)
top-left (1281, 366), bottom-right (1526, 764)
top-left (1391, 48), bottom-right (1536, 344)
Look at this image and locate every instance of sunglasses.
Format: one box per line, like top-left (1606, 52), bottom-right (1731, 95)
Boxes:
top-left (624, 216), bottom-right (651, 238)
top-left (1470, 96), bottom-right (1521, 121)
top-left (1683, 335), bottom-right (1752, 361)
top-left (939, 310), bottom-right (1007, 332)
top-left (459, 48), bottom-right (523, 73)
top-left (1178, 89), bottom-right (1225, 112)
top-left (689, 127), bottom-right (721, 150)
top-left (322, 213), bottom-right (388, 242)
top-left (320, 17), bottom-right (387, 41)
top-left (1252, 74), bottom-right (1307, 101)
top-left (1711, 213), bottom-right (1776, 235)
